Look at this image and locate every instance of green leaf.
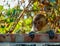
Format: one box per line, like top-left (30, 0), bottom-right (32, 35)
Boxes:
top-left (32, 1), bottom-right (39, 10)
top-left (0, 5), bottom-right (3, 11)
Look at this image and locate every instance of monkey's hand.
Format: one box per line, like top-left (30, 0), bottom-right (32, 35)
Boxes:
top-left (46, 30), bottom-right (55, 39)
top-left (29, 31), bottom-right (35, 41)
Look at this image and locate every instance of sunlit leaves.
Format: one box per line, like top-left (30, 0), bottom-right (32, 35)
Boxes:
top-left (13, 17), bottom-right (32, 34)
top-left (32, 1), bottom-right (40, 10)
top-left (24, 17), bottom-right (32, 25)
top-left (6, 8), bottom-right (18, 16)
top-left (58, 29), bottom-right (60, 33)
top-left (6, 22), bottom-right (14, 31)
top-left (13, 23), bottom-right (21, 33)
top-left (0, 5), bottom-right (3, 11)
top-left (23, 17), bottom-right (32, 33)
top-left (0, 16), bottom-right (5, 21)
top-left (0, 0), bottom-right (60, 34)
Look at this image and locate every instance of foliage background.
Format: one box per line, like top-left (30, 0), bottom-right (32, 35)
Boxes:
top-left (0, 0), bottom-right (60, 34)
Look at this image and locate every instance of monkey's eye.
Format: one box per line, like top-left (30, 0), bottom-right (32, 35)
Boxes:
top-left (37, 21), bottom-right (43, 26)
top-left (37, 21), bottom-right (41, 24)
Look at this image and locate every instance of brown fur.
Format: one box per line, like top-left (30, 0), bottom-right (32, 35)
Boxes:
top-left (32, 14), bottom-right (48, 31)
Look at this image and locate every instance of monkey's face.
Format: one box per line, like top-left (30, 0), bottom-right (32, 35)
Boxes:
top-left (33, 14), bottom-right (47, 31)
top-left (35, 17), bottom-right (47, 31)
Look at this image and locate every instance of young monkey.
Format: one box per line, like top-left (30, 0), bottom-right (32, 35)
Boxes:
top-left (29, 14), bottom-right (55, 40)
top-left (29, 14), bottom-right (48, 41)
top-left (31, 14), bottom-right (48, 33)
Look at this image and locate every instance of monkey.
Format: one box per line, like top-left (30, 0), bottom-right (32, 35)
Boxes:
top-left (29, 14), bottom-right (55, 40)
top-left (29, 14), bottom-right (48, 41)
top-left (31, 14), bottom-right (48, 32)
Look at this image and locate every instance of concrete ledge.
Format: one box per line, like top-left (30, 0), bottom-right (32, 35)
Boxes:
top-left (0, 34), bottom-right (60, 42)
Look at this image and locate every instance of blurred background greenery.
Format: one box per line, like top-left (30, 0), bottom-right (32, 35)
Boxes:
top-left (0, 0), bottom-right (60, 34)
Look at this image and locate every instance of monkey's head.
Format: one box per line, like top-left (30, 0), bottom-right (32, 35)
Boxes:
top-left (33, 14), bottom-right (48, 31)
